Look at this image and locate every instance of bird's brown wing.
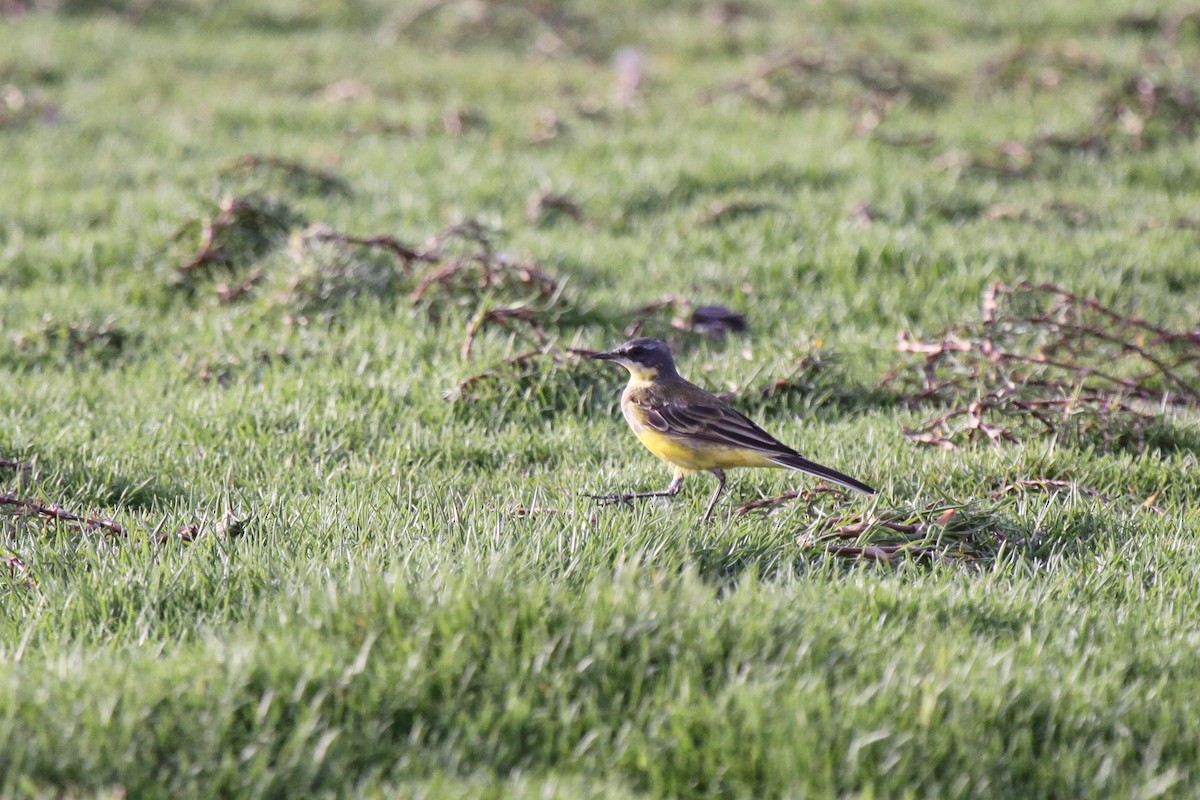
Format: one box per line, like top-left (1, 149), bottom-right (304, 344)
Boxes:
top-left (628, 383), bottom-right (877, 495)
top-left (629, 388), bottom-right (796, 456)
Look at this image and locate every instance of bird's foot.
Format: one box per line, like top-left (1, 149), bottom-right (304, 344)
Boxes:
top-left (582, 492), bottom-right (641, 507)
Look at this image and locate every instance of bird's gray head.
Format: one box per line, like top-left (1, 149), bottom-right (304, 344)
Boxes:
top-left (589, 337), bottom-right (679, 380)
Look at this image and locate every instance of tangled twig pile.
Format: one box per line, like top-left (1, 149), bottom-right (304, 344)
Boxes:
top-left (409, 220), bottom-right (559, 304)
top-left (171, 195), bottom-right (297, 292)
top-left (797, 501), bottom-right (1030, 566)
top-left (885, 282), bottom-right (1200, 450)
top-left (704, 44), bottom-right (951, 114)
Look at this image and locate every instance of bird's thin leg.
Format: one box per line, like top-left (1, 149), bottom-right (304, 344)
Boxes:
top-left (585, 474), bottom-right (684, 507)
top-left (700, 468), bottom-right (726, 523)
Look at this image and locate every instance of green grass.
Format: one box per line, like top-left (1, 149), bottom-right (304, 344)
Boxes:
top-left (2, 0), bottom-right (1200, 797)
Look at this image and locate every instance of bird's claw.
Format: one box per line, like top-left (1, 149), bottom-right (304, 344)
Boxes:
top-left (582, 493), bottom-right (637, 507)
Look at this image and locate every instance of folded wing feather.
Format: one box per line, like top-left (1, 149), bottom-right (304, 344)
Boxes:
top-left (631, 395), bottom-right (797, 456)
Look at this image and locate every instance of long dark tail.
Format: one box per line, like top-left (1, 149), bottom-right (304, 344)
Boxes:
top-left (768, 453), bottom-right (876, 495)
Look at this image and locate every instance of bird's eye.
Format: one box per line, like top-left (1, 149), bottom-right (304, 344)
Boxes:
top-left (627, 345), bottom-right (645, 357)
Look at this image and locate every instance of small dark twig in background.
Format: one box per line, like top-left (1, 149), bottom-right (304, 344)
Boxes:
top-left (0, 492), bottom-right (124, 536)
top-left (462, 305), bottom-right (551, 360)
top-left (221, 154), bottom-right (352, 197)
top-left (729, 484), bottom-right (846, 517)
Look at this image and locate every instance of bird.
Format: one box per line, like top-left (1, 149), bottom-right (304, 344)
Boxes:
top-left (586, 337), bottom-right (875, 522)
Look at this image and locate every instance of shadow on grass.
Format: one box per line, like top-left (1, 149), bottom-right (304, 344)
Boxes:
top-left (1137, 421), bottom-right (1200, 456)
top-left (450, 349), bottom-right (618, 424)
top-left (730, 350), bottom-right (905, 421)
top-left (641, 488), bottom-right (1142, 587)
top-left (1, 317), bottom-right (141, 370)
top-left (1, 449), bottom-right (188, 517)
top-left (622, 164), bottom-right (845, 219)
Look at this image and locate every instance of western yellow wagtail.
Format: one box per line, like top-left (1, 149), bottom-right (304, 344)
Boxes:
top-left (586, 337), bottom-right (875, 522)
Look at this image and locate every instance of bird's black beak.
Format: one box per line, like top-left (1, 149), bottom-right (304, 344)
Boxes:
top-left (589, 349), bottom-right (619, 361)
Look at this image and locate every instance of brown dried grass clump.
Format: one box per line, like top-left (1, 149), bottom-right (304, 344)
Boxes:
top-left (409, 220), bottom-right (559, 305)
top-left (277, 224), bottom-right (430, 315)
top-left (9, 317), bottom-right (135, 366)
top-left (937, 73), bottom-right (1200, 175)
top-left (885, 282), bottom-right (1200, 451)
top-left (796, 501), bottom-right (1027, 567)
top-left (704, 42), bottom-right (953, 116)
top-left (169, 195), bottom-right (298, 294)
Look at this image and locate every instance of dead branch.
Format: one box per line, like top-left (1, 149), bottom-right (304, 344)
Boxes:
top-left (796, 502), bottom-right (1015, 567)
top-left (938, 72), bottom-right (1200, 174)
top-left (411, 254), bottom-right (558, 303)
top-left (888, 281), bottom-right (1200, 450)
top-left (0, 492), bottom-right (124, 536)
top-left (305, 229), bottom-right (436, 270)
top-left (988, 478), bottom-right (1165, 515)
top-left (175, 196), bottom-right (293, 282)
top-left (215, 269), bottom-right (266, 303)
top-left (703, 45), bottom-right (951, 112)
top-left (729, 485), bottom-right (846, 517)
top-left (462, 305), bottom-right (551, 360)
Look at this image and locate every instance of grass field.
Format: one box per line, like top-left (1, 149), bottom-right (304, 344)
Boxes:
top-left (3, 0), bottom-right (1200, 796)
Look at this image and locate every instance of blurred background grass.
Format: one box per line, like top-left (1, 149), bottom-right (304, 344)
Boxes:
top-left (2, 0), bottom-right (1200, 797)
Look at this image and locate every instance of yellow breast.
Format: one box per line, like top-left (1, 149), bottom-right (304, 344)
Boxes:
top-left (622, 396), bottom-right (777, 472)
top-left (632, 428), bottom-right (774, 471)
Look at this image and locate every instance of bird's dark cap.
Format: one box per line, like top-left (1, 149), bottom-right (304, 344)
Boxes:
top-left (588, 338), bottom-right (678, 373)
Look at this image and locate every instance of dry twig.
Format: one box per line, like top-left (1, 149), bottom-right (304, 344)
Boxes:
top-left (173, 195), bottom-right (294, 290)
top-left (937, 72), bottom-right (1200, 174)
top-left (462, 305), bottom-right (551, 360)
top-left (0, 492), bottom-right (124, 536)
top-left (798, 502), bottom-right (1022, 566)
top-left (305, 228), bottom-right (436, 270)
top-left (406, 220), bottom-right (558, 303)
top-left (729, 485), bottom-right (846, 517)
top-left (215, 269), bottom-right (266, 304)
top-left (885, 282), bottom-right (1200, 450)
top-left (411, 256), bottom-right (558, 303)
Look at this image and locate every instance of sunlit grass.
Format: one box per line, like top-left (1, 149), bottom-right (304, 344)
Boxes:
top-left (2, 1), bottom-right (1199, 797)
